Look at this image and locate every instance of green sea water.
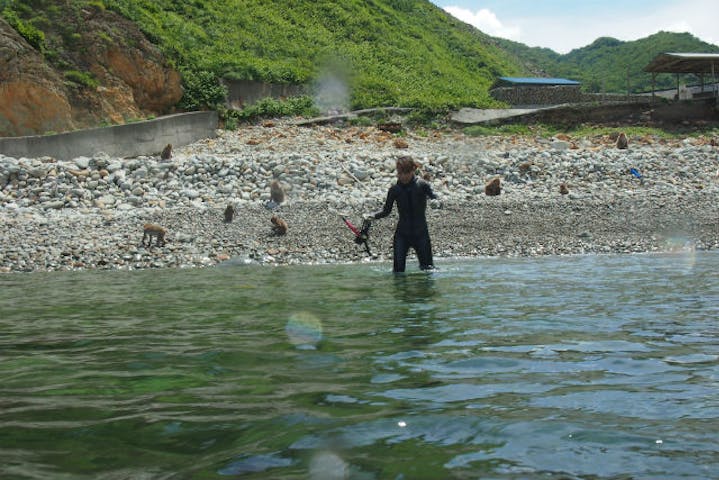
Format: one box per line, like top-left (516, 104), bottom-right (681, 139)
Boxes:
top-left (1, 252), bottom-right (717, 479)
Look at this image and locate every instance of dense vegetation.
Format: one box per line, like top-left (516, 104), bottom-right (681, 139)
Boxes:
top-left (7, 0), bottom-right (522, 111)
top-left (496, 32), bottom-right (719, 94)
top-left (2, 0), bottom-right (718, 116)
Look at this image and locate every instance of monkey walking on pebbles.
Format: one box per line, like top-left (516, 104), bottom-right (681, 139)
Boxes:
top-left (141, 223), bottom-right (167, 247)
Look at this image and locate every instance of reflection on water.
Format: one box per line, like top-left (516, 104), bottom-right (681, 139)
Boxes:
top-left (0, 252), bottom-right (717, 479)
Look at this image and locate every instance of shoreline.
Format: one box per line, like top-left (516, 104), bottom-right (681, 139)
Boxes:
top-left (1, 123), bottom-right (718, 273)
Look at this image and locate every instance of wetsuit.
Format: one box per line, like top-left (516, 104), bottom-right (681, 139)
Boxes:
top-left (373, 176), bottom-right (437, 272)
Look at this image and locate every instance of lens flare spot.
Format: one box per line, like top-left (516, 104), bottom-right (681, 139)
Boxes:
top-left (309, 451), bottom-right (348, 480)
top-left (664, 236), bottom-right (696, 273)
top-left (286, 312), bottom-right (323, 348)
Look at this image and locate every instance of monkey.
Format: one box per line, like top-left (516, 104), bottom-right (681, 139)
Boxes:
top-left (270, 215), bottom-right (288, 235)
top-left (518, 161), bottom-right (533, 173)
top-left (142, 223), bottom-right (167, 247)
top-left (616, 133), bottom-right (628, 150)
top-left (224, 204), bottom-right (235, 223)
top-left (559, 182), bottom-right (569, 195)
top-left (393, 138), bottom-right (409, 149)
top-left (270, 179), bottom-right (285, 204)
top-left (160, 143), bottom-right (172, 160)
top-left (485, 177), bottom-right (501, 196)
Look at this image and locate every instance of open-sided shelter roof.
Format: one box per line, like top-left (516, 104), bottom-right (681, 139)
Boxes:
top-left (644, 53), bottom-right (719, 74)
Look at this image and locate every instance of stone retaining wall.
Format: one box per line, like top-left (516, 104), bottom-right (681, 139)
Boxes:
top-left (0, 111), bottom-right (218, 161)
top-left (490, 86), bottom-right (583, 105)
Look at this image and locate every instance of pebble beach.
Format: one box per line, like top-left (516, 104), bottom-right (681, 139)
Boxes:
top-left (1, 121), bottom-right (718, 273)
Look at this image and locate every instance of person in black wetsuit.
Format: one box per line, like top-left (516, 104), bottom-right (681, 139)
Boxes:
top-left (369, 156), bottom-right (438, 273)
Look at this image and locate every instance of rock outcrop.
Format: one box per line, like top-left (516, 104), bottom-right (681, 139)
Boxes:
top-left (0, 18), bottom-right (75, 136)
top-left (0, 6), bottom-right (182, 137)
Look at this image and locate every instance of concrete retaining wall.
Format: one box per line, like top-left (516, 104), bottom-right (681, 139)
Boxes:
top-left (651, 98), bottom-right (719, 122)
top-left (523, 103), bottom-right (650, 124)
top-left (223, 80), bottom-right (305, 109)
top-left (493, 99), bottom-right (717, 125)
top-left (0, 111), bottom-right (218, 161)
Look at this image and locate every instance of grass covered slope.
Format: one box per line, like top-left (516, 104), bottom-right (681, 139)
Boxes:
top-left (101, 0), bottom-right (524, 110)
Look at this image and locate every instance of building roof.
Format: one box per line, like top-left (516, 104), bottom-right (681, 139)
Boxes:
top-left (495, 77), bottom-right (581, 86)
top-left (644, 53), bottom-right (719, 74)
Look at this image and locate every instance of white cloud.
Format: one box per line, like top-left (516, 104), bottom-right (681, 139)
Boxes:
top-left (442, 6), bottom-right (521, 42)
top-left (651, 0), bottom-right (719, 46)
top-left (439, 1), bottom-right (719, 54)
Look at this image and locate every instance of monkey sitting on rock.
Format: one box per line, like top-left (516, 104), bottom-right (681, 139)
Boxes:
top-left (270, 179), bottom-right (285, 204)
top-left (224, 204), bottom-right (235, 223)
top-left (616, 133), bottom-right (628, 149)
top-left (160, 143), bottom-right (172, 160)
top-left (271, 215), bottom-right (288, 235)
top-left (485, 177), bottom-right (501, 196)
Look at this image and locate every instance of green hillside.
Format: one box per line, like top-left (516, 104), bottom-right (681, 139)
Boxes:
top-left (3, 0), bottom-right (718, 116)
top-left (496, 32), bottom-right (719, 94)
top-left (2, 0), bottom-right (529, 112)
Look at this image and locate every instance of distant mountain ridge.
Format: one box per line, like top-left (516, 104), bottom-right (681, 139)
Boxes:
top-left (493, 31), bottom-right (719, 93)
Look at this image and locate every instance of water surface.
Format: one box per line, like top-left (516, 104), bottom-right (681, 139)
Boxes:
top-left (1, 252), bottom-right (717, 479)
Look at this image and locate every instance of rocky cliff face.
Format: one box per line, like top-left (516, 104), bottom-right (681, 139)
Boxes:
top-left (0, 7), bottom-right (182, 137)
top-left (0, 18), bottom-right (75, 136)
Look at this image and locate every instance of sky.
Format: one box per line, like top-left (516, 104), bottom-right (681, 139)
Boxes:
top-left (428, 0), bottom-right (719, 54)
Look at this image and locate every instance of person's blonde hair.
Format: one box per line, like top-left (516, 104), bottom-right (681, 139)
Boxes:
top-left (396, 156), bottom-right (418, 174)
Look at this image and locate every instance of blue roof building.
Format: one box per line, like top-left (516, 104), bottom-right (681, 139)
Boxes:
top-left (490, 77), bottom-right (583, 106)
top-left (493, 77), bottom-right (581, 88)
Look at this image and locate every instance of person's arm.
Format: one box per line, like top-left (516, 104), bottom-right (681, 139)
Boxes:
top-left (423, 180), bottom-right (437, 200)
top-left (422, 180), bottom-right (442, 209)
top-left (371, 187), bottom-right (396, 219)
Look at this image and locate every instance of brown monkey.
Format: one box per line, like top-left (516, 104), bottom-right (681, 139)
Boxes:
top-left (270, 179), bottom-right (285, 204)
top-left (142, 223), bottom-right (167, 247)
top-left (616, 133), bottom-right (628, 150)
top-left (485, 177), bottom-right (501, 196)
top-left (224, 204), bottom-right (235, 223)
top-left (160, 144), bottom-right (172, 160)
top-left (559, 183), bottom-right (569, 195)
top-left (271, 215), bottom-right (288, 235)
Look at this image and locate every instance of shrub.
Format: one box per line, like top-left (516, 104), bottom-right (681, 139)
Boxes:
top-left (219, 96), bottom-right (319, 125)
top-left (179, 69), bottom-right (228, 110)
top-left (234, 95), bottom-right (318, 120)
top-left (64, 70), bottom-right (99, 88)
top-left (1, 8), bottom-right (45, 51)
